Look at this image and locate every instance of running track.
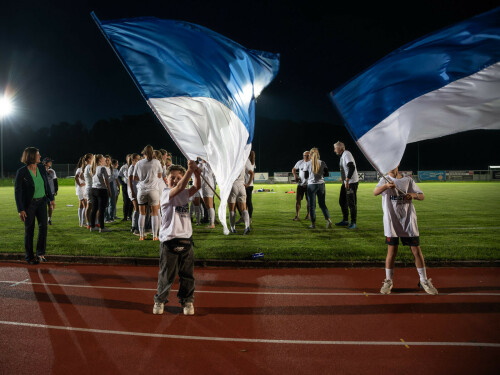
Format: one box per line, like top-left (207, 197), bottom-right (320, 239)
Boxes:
top-left (0, 262), bottom-right (499, 374)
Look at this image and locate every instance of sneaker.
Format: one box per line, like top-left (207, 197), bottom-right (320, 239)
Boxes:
top-left (152, 237), bottom-right (159, 241)
top-left (308, 224), bottom-right (316, 229)
top-left (206, 224), bottom-right (215, 229)
top-left (38, 256), bottom-right (48, 263)
top-left (380, 279), bottom-right (393, 294)
top-left (139, 236), bottom-right (145, 241)
top-left (183, 302), bottom-right (195, 316)
top-left (326, 220), bottom-right (332, 229)
top-left (292, 217), bottom-right (299, 221)
top-left (132, 230), bottom-right (140, 236)
top-left (243, 227), bottom-right (251, 235)
top-left (229, 228), bottom-right (237, 234)
top-left (99, 227), bottom-right (111, 233)
top-left (153, 302), bottom-right (164, 315)
top-left (418, 279), bottom-right (438, 295)
top-left (48, 219), bottom-right (52, 225)
top-left (104, 220), bottom-right (112, 224)
top-left (304, 215), bottom-right (310, 221)
top-left (335, 220), bottom-right (349, 226)
top-left (347, 223), bottom-right (357, 229)
top-left (90, 227), bottom-right (99, 232)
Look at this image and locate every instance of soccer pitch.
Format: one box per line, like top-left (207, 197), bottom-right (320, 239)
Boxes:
top-left (1, 182), bottom-right (499, 262)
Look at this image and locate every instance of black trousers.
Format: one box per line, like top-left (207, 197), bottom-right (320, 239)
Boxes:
top-left (120, 182), bottom-right (132, 219)
top-left (245, 186), bottom-right (254, 218)
top-left (339, 182), bottom-right (358, 223)
top-left (90, 188), bottom-right (109, 228)
top-left (24, 198), bottom-right (48, 261)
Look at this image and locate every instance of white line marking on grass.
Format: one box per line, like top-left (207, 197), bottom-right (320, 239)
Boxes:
top-left (1, 280), bottom-right (500, 296)
top-left (0, 320), bottom-right (499, 347)
top-left (9, 279), bottom-right (28, 287)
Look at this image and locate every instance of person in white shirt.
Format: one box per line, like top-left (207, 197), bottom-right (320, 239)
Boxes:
top-left (153, 161), bottom-right (201, 316)
top-left (200, 159), bottom-right (217, 229)
top-left (104, 155), bottom-right (116, 223)
top-left (374, 165), bottom-right (438, 295)
top-left (292, 151), bottom-right (311, 221)
top-left (90, 154), bottom-right (112, 232)
top-left (228, 165), bottom-right (251, 234)
top-left (133, 145), bottom-right (163, 241)
top-left (244, 151), bottom-right (256, 221)
top-left (118, 155), bottom-right (131, 221)
top-left (83, 153), bottom-right (94, 228)
top-left (127, 153), bottom-right (141, 235)
top-left (74, 156), bottom-right (87, 227)
top-left (334, 141), bottom-right (359, 229)
top-left (305, 148), bottom-right (333, 229)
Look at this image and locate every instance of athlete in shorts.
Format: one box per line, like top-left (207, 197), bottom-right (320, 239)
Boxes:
top-left (374, 165), bottom-right (438, 295)
top-left (228, 166), bottom-right (250, 234)
top-left (200, 160), bottom-right (217, 228)
top-left (292, 151), bottom-right (311, 221)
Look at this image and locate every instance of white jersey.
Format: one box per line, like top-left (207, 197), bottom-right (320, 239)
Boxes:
top-left (376, 176), bottom-right (423, 237)
top-left (306, 160), bottom-right (327, 185)
top-left (159, 188), bottom-right (192, 242)
top-left (127, 164), bottom-right (138, 194)
top-left (118, 164), bottom-right (129, 185)
top-left (294, 159), bottom-right (310, 187)
top-left (84, 164), bottom-right (93, 188)
top-left (133, 158), bottom-right (163, 192)
top-left (75, 168), bottom-right (84, 195)
top-left (92, 166), bottom-right (109, 189)
top-left (340, 150), bottom-right (359, 184)
top-left (244, 159), bottom-right (256, 186)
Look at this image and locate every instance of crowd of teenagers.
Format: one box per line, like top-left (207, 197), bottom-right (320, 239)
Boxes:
top-left (15, 141), bottom-right (436, 316)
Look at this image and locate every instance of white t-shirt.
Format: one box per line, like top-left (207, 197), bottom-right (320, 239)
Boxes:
top-left (244, 159), bottom-right (256, 186)
top-left (159, 188), bottom-right (192, 242)
top-left (75, 168), bottom-right (83, 188)
top-left (127, 164), bottom-right (138, 193)
top-left (376, 176), bottom-right (423, 237)
top-left (119, 164), bottom-right (128, 184)
top-left (340, 150), bottom-right (359, 184)
top-left (133, 159), bottom-right (163, 192)
top-left (233, 166), bottom-right (246, 186)
top-left (84, 165), bottom-right (93, 188)
top-left (306, 160), bottom-right (327, 185)
top-left (92, 166), bottom-right (109, 189)
top-left (294, 159), bottom-right (310, 187)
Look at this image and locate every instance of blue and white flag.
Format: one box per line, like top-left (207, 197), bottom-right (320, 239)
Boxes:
top-left (92, 13), bottom-right (279, 233)
top-left (329, 7), bottom-right (500, 175)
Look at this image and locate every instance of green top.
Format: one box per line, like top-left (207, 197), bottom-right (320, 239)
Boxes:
top-left (29, 167), bottom-right (45, 199)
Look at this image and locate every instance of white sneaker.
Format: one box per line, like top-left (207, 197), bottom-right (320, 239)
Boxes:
top-left (183, 302), bottom-right (194, 316)
top-left (419, 278), bottom-right (438, 295)
top-left (153, 302), bottom-right (164, 314)
top-left (380, 279), bottom-right (393, 294)
top-left (326, 220), bottom-right (332, 229)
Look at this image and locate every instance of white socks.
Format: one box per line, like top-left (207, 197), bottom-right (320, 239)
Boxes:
top-left (209, 208), bottom-right (215, 225)
top-left (229, 211), bottom-right (236, 229)
top-left (385, 268), bottom-right (394, 280)
top-left (151, 215), bottom-right (159, 238)
top-left (138, 214), bottom-right (146, 237)
top-left (194, 206), bottom-right (201, 224)
top-left (242, 210), bottom-right (250, 229)
top-left (417, 267), bottom-right (427, 282)
top-left (78, 208), bottom-right (86, 226)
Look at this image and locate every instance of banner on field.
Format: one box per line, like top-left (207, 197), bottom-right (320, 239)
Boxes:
top-left (254, 172), bottom-right (269, 182)
top-left (448, 170), bottom-right (474, 181)
top-left (274, 172), bottom-right (289, 182)
top-left (324, 172), bottom-right (342, 182)
top-left (363, 171), bottom-right (378, 181)
top-left (418, 170), bottom-right (446, 181)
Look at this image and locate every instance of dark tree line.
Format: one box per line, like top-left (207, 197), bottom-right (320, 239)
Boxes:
top-left (3, 113), bottom-right (499, 176)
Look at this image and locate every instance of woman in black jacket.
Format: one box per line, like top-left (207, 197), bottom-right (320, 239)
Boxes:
top-left (14, 147), bottom-right (55, 264)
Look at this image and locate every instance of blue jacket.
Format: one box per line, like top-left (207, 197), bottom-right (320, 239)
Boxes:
top-left (15, 164), bottom-right (55, 213)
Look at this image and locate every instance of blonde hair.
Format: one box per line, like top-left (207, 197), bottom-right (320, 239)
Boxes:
top-left (92, 154), bottom-right (104, 175)
top-left (142, 145), bottom-right (154, 161)
top-left (154, 150), bottom-right (164, 166)
top-left (310, 148), bottom-right (320, 175)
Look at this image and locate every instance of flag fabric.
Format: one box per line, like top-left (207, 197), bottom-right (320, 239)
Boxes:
top-left (329, 7), bottom-right (500, 175)
top-left (92, 13), bottom-right (279, 234)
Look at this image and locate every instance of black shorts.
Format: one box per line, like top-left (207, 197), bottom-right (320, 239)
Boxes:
top-left (385, 236), bottom-right (420, 246)
top-left (296, 185), bottom-right (308, 202)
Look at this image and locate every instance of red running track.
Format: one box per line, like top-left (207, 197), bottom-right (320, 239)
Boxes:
top-left (0, 262), bottom-right (499, 374)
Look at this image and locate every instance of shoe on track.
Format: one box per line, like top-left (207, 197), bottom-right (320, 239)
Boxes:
top-left (380, 279), bottom-right (393, 294)
top-left (418, 279), bottom-right (438, 295)
top-left (183, 302), bottom-right (194, 316)
top-left (153, 302), bottom-right (164, 315)
top-left (335, 221), bottom-right (349, 226)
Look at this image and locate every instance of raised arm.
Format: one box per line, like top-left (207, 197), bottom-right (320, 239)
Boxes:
top-left (373, 181), bottom-right (396, 196)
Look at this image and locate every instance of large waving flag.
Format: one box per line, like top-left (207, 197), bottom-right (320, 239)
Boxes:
top-left (329, 7), bottom-right (500, 175)
top-left (92, 13), bottom-right (279, 234)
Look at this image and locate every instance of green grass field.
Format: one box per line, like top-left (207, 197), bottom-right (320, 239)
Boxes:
top-left (1, 181), bottom-right (499, 262)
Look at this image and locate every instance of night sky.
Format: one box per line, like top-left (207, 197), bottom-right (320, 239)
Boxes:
top-left (1, 1), bottom-right (499, 171)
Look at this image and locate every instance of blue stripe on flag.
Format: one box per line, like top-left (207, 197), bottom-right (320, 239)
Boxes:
top-left (329, 7), bottom-right (500, 141)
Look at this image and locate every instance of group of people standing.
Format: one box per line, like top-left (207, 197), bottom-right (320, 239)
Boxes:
top-left (292, 141), bottom-right (358, 230)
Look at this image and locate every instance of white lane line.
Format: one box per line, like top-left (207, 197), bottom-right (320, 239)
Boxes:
top-left (1, 280), bottom-right (499, 296)
top-left (9, 279), bottom-right (28, 287)
top-left (0, 320), bottom-right (498, 347)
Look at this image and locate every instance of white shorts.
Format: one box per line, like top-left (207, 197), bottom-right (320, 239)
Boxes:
top-left (76, 186), bottom-right (86, 201)
top-left (137, 189), bottom-right (160, 206)
top-left (228, 184), bottom-right (246, 204)
top-left (85, 188), bottom-right (93, 204)
top-left (201, 184), bottom-right (214, 198)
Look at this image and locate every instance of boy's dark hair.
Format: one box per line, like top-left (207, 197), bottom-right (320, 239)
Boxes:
top-left (166, 164), bottom-right (186, 176)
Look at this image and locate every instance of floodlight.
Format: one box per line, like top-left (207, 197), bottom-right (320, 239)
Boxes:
top-left (0, 96), bottom-right (13, 117)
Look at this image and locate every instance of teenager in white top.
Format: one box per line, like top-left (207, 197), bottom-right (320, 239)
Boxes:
top-left (228, 166), bottom-right (251, 234)
top-left (127, 153), bottom-right (141, 235)
top-left (292, 151), bottom-right (311, 221)
top-left (153, 161), bottom-right (201, 316)
top-left (305, 148), bottom-right (332, 229)
top-left (104, 155), bottom-right (115, 223)
top-left (74, 156), bottom-right (87, 227)
top-left (82, 153), bottom-right (94, 228)
top-left (334, 141), bottom-right (359, 229)
top-left (374, 165), bottom-right (438, 295)
top-left (133, 145), bottom-right (163, 241)
top-left (118, 155), bottom-right (131, 221)
top-left (90, 154), bottom-right (111, 232)
top-left (200, 159), bottom-right (217, 228)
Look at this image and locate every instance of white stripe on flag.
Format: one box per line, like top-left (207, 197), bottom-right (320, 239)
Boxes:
top-left (357, 61), bottom-right (500, 174)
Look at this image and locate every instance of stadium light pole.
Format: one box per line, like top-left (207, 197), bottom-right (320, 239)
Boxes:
top-left (0, 95), bottom-right (14, 179)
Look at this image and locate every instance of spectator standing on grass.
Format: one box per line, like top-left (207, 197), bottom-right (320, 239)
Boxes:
top-left (305, 148), bottom-right (332, 229)
top-left (15, 147), bottom-right (55, 264)
top-left (104, 155), bottom-right (114, 223)
top-left (83, 153), bottom-right (94, 228)
top-left (373, 165), bottom-right (438, 295)
top-left (90, 154), bottom-right (112, 233)
top-left (153, 161), bottom-right (201, 316)
top-left (43, 157), bottom-right (58, 225)
top-left (128, 153), bottom-right (141, 235)
top-left (292, 150), bottom-right (311, 221)
top-left (228, 166), bottom-right (251, 235)
top-left (75, 157), bottom-right (87, 227)
top-left (111, 159), bottom-right (121, 220)
top-left (334, 141), bottom-right (359, 229)
top-left (119, 155), bottom-right (132, 221)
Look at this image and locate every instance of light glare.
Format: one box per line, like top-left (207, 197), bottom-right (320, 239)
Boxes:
top-left (0, 97), bottom-right (13, 117)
